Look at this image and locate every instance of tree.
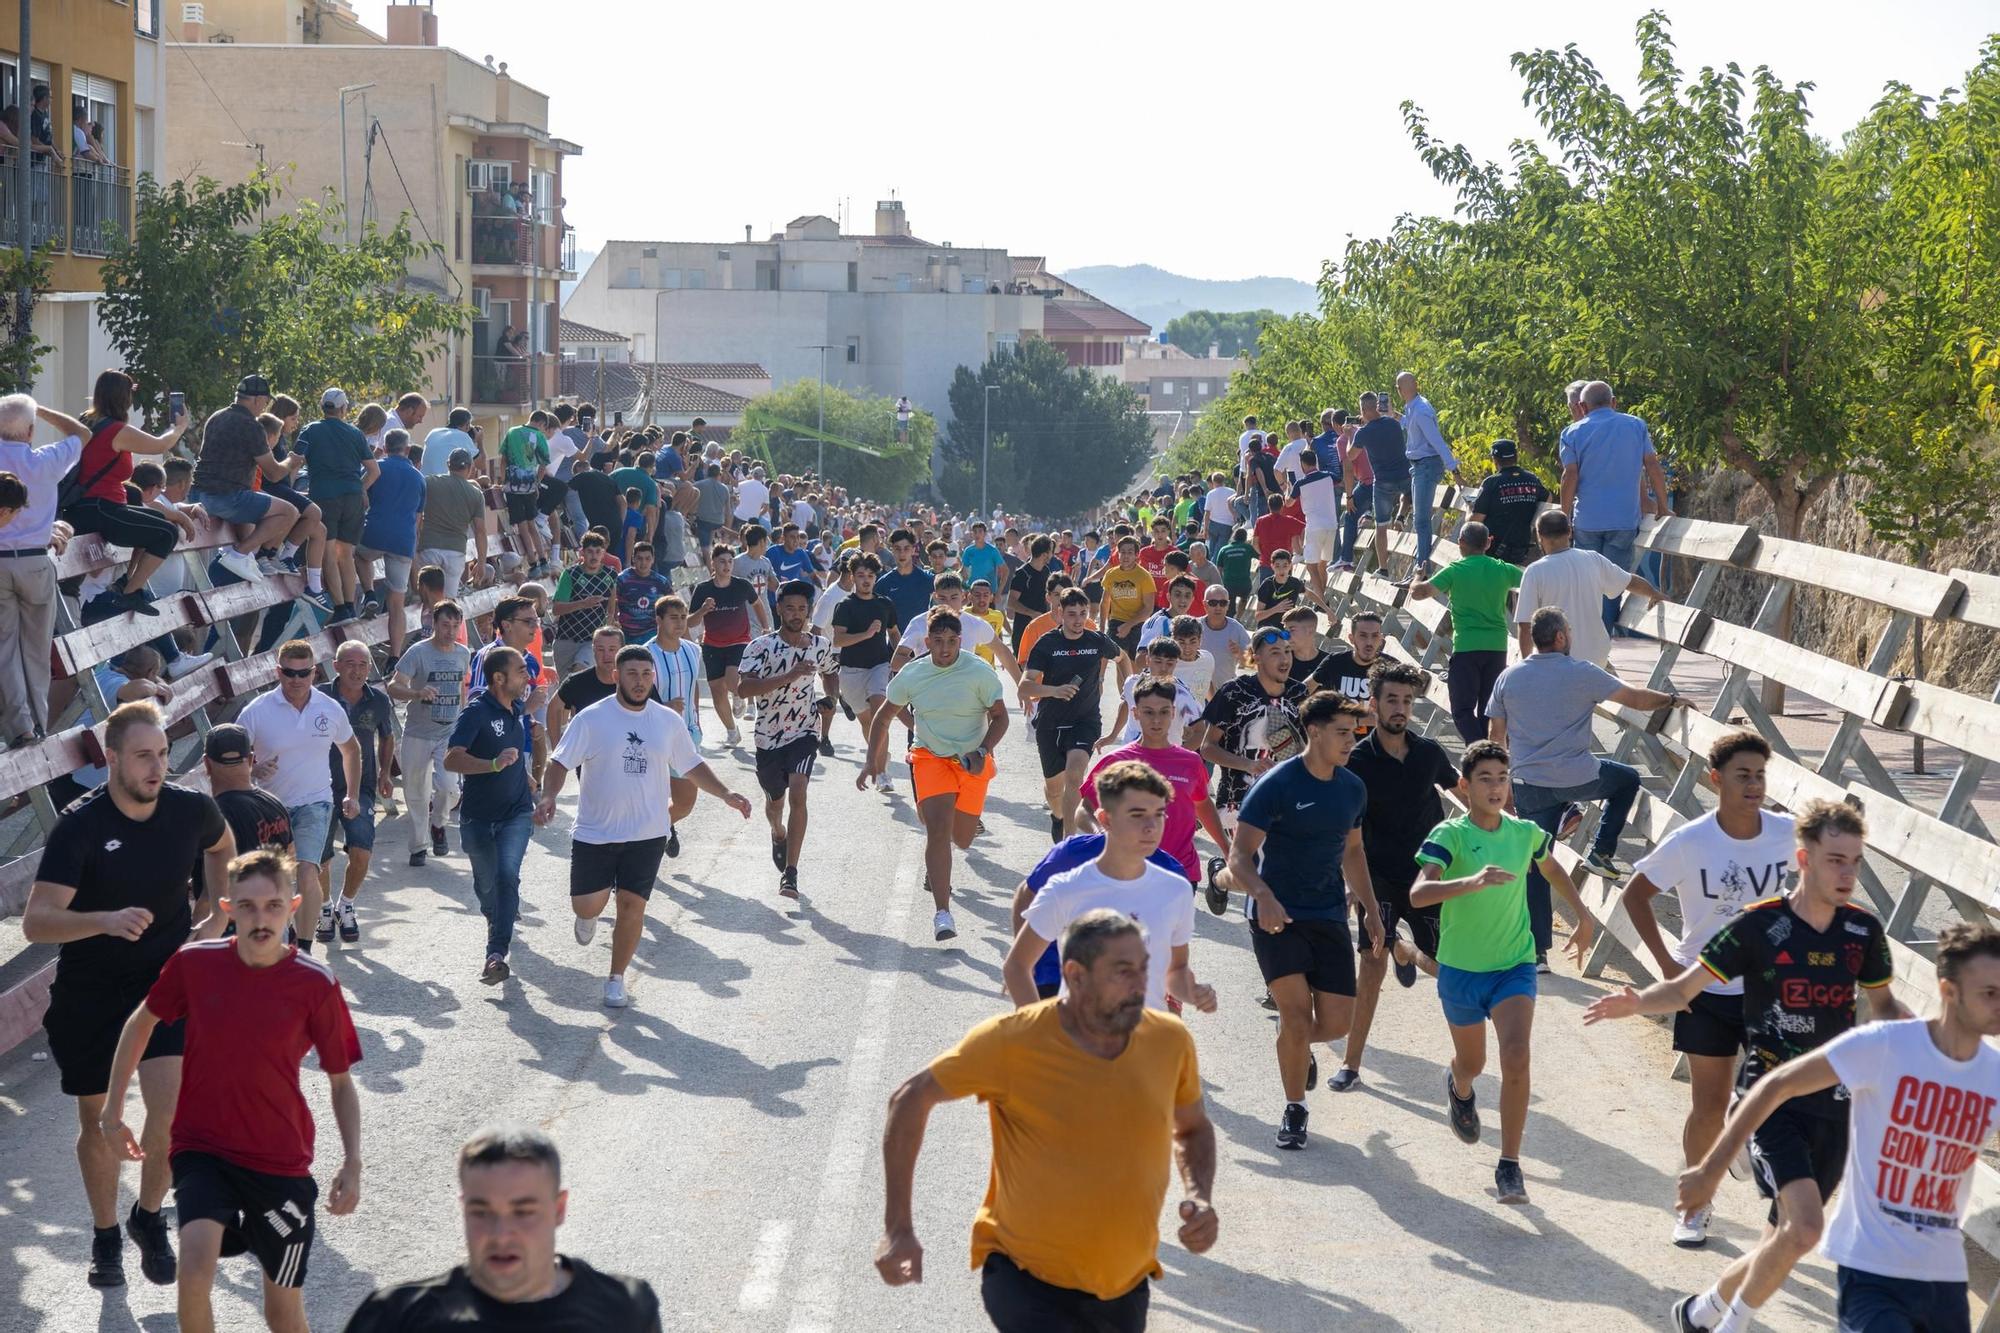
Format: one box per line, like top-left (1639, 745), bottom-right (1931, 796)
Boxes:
top-left (732, 379), bottom-right (932, 502)
top-left (0, 245), bottom-right (53, 393)
top-left (938, 339), bottom-right (1153, 516)
top-left (1163, 309), bottom-right (1274, 358)
top-left (98, 171), bottom-right (467, 433)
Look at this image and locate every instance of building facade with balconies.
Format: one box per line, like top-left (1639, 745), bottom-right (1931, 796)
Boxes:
top-left (3, 0), bottom-right (166, 406)
top-left (165, 1), bottom-right (579, 435)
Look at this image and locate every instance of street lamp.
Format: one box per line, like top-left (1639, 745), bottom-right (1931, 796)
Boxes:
top-left (802, 343), bottom-right (835, 481)
top-left (337, 84), bottom-right (375, 244)
top-left (982, 383), bottom-right (1000, 517)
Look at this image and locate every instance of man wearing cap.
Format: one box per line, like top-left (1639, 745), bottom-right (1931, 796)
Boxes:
top-left (189, 375), bottom-right (302, 585)
top-left (419, 447), bottom-right (490, 597)
top-left (199, 724), bottom-right (294, 892)
top-left (421, 406), bottom-right (479, 479)
top-left (1468, 439), bottom-right (1553, 567)
top-left (296, 388), bottom-right (378, 624)
top-left (0, 393), bottom-right (86, 746)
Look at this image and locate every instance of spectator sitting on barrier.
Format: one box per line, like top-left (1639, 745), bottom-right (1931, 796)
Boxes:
top-left (0, 393), bottom-right (86, 747)
top-left (358, 429), bottom-right (426, 660)
top-left (68, 370), bottom-right (190, 618)
top-left (256, 402), bottom-right (328, 599)
top-left (1485, 606), bottom-right (1687, 970)
top-left (1513, 508), bottom-right (1664, 668)
top-left (189, 375), bottom-right (300, 586)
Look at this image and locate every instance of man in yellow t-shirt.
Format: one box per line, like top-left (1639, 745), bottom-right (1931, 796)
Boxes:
top-left (875, 908), bottom-right (1218, 1324)
top-left (967, 579), bottom-right (1011, 667)
top-left (1097, 536), bottom-right (1157, 669)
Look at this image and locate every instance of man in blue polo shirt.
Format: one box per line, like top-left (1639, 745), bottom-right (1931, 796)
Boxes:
top-left (1559, 379), bottom-right (1673, 638)
top-left (959, 520), bottom-right (1006, 592)
top-left (445, 645), bottom-right (538, 987)
top-left (873, 527), bottom-right (936, 633)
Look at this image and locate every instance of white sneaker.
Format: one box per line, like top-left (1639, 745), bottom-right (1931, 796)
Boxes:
top-left (1671, 1206), bottom-right (1711, 1248)
top-left (933, 909), bottom-right (956, 941)
top-left (603, 975), bottom-right (628, 1008)
top-left (724, 728), bottom-right (743, 747)
top-left (216, 547), bottom-right (262, 583)
top-left (313, 901), bottom-right (335, 943)
top-left (574, 914), bottom-right (597, 946)
top-left (165, 651), bottom-right (214, 681)
top-left (877, 772), bottom-right (896, 795)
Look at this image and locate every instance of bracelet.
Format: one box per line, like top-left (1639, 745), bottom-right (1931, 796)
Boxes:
top-left (491, 756), bottom-right (502, 772)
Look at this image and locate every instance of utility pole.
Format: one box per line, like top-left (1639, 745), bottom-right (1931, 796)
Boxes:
top-left (803, 343), bottom-right (835, 481)
top-left (982, 383), bottom-right (999, 517)
top-left (14, 0), bottom-right (33, 368)
top-left (336, 83), bottom-right (374, 244)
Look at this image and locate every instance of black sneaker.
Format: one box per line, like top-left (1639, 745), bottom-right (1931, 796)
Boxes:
top-left (1446, 1068), bottom-right (1481, 1145)
top-left (771, 839), bottom-right (787, 871)
top-left (337, 898), bottom-right (359, 944)
top-left (1305, 1053), bottom-right (1318, 1092)
top-left (409, 849), bottom-right (427, 868)
top-left (1259, 990), bottom-right (1277, 1011)
top-left (1049, 814), bottom-right (1064, 844)
top-left (480, 955), bottom-right (509, 985)
top-left (1670, 1295), bottom-right (1704, 1333)
top-left (87, 1224), bottom-right (124, 1288)
top-left (1495, 1158), bottom-right (1529, 1204)
top-left (666, 828), bottom-right (680, 859)
top-left (1203, 856), bottom-right (1229, 916)
top-left (1329, 1068), bottom-right (1361, 1093)
top-left (818, 738), bottom-right (835, 757)
top-left (779, 867), bottom-right (799, 900)
top-left (126, 1203), bottom-right (175, 1285)
top-left (1276, 1103), bottom-right (1308, 1151)
top-left (1393, 944), bottom-right (1417, 989)
top-left (839, 699), bottom-right (855, 721)
top-left (431, 826), bottom-right (448, 857)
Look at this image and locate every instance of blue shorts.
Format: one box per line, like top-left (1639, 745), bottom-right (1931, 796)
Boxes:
top-left (1371, 474), bottom-right (1412, 522)
top-left (322, 794), bottom-right (377, 859)
top-left (286, 801), bottom-right (333, 868)
top-left (1437, 961), bottom-right (1537, 1027)
top-left (193, 488), bottom-right (275, 525)
top-left (1837, 1267), bottom-right (1969, 1333)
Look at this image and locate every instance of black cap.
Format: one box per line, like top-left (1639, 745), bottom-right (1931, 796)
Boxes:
top-left (204, 723), bottom-right (251, 763)
top-left (1490, 438), bottom-right (1518, 460)
top-left (236, 374), bottom-right (272, 398)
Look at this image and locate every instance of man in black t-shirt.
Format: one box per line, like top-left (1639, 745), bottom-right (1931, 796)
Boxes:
top-left (829, 555), bottom-right (899, 786)
top-left (1022, 589), bottom-right (1125, 842)
top-left (1253, 550), bottom-right (1326, 626)
top-left (1199, 628), bottom-right (1308, 816)
top-left (1005, 535), bottom-right (1057, 650)
top-left (199, 724), bottom-right (294, 903)
top-left (568, 455), bottom-right (624, 545)
top-left (1281, 605), bottom-right (1331, 686)
top-left (23, 701), bottom-right (235, 1290)
top-left (1468, 439), bottom-right (1553, 566)
top-left (1311, 610), bottom-right (1387, 702)
top-left (343, 1125), bottom-right (662, 1332)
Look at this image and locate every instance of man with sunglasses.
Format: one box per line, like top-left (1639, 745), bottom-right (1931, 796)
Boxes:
top-left (239, 641), bottom-right (362, 956)
top-left (470, 595), bottom-right (551, 779)
top-left (1197, 588), bottom-right (1251, 673)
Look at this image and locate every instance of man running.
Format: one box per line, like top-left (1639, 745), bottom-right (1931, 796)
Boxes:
top-left (317, 640), bottom-right (396, 945)
top-left (1103, 639), bottom-right (1203, 751)
top-left (1219, 692), bottom-right (1384, 1149)
top-left (343, 1125), bottom-right (663, 1330)
top-left (735, 580), bottom-right (840, 898)
top-left (1023, 589), bottom-right (1125, 843)
top-left (548, 627), bottom-right (643, 749)
top-left (1312, 610), bottom-right (1385, 703)
top-left (99, 849), bottom-right (362, 1333)
top-left (445, 646), bottom-right (538, 985)
top-left (201, 725), bottom-right (294, 871)
top-left (831, 553), bottom-right (898, 788)
top-left (539, 646), bottom-right (750, 1006)
top-left (1414, 740), bottom-right (1595, 1204)
top-left (646, 596), bottom-right (707, 851)
top-left (687, 543), bottom-right (757, 747)
top-left (1585, 800), bottom-right (1907, 1333)
top-left (1003, 760), bottom-right (1216, 1016)
top-left (890, 573), bottom-right (1021, 681)
top-left (877, 909), bottom-right (1218, 1329)
top-left (1009, 832), bottom-right (1187, 1003)
top-left (24, 701), bottom-right (235, 1289)
top-left (549, 533), bottom-right (616, 672)
top-left (859, 608), bottom-right (1008, 941)
top-left (1078, 677), bottom-right (1227, 887)
top-left (1097, 535), bottom-right (1157, 669)
top-left (1197, 626), bottom-right (1307, 868)
top-left (389, 600), bottom-right (472, 866)
top-left (1677, 922), bottom-right (2000, 1333)
top-left (1337, 661), bottom-right (1459, 1091)
top-left (1621, 731), bottom-right (1796, 1248)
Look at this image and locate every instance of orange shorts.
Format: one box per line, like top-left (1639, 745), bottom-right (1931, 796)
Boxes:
top-left (909, 746), bottom-right (996, 816)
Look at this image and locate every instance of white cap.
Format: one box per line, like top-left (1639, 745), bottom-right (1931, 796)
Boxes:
top-left (321, 387), bottom-right (350, 411)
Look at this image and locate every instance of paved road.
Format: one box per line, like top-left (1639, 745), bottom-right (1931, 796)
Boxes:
top-left (2, 690), bottom-right (1844, 1331)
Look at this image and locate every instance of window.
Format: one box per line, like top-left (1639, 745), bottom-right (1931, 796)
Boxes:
top-left (471, 287), bottom-right (492, 317)
top-left (73, 73), bottom-right (119, 163)
top-left (182, 3), bottom-right (205, 22)
top-left (894, 273), bottom-right (912, 292)
top-left (685, 270), bottom-right (706, 289)
top-left (618, 266), bottom-right (642, 287)
top-left (643, 247), bottom-right (658, 259)
top-left (136, 0), bottom-right (162, 38)
top-left (530, 169), bottom-right (554, 222)
top-left (845, 336), bottom-right (860, 364)
top-left (656, 267), bottom-right (682, 289)
top-left (847, 261), bottom-right (858, 293)
top-left (466, 160), bottom-right (513, 197)
top-left (1160, 381), bottom-right (1174, 395)
top-left (993, 333), bottom-right (1019, 357)
top-left (1198, 381), bottom-right (1211, 396)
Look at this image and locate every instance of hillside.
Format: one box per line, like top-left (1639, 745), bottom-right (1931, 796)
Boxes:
top-left (1058, 263), bottom-right (1316, 333)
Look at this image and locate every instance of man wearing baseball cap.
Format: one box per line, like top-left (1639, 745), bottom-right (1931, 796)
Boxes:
top-left (198, 723), bottom-right (294, 909)
top-left (190, 375), bottom-right (300, 583)
top-left (296, 388), bottom-right (378, 624)
top-left (1467, 439), bottom-right (1552, 568)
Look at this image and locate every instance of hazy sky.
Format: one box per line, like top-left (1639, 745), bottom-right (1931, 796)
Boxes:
top-left (354, 1), bottom-right (1995, 282)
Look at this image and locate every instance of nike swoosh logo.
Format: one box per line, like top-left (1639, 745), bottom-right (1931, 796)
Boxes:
top-left (1295, 802), bottom-right (1314, 810)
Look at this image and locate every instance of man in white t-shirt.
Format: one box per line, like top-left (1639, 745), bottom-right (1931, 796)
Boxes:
top-left (1274, 426), bottom-right (1310, 487)
top-left (734, 467), bottom-right (771, 524)
top-left (1000, 759), bottom-right (1214, 1015)
top-left (889, 573), bottom-right (1020, 682)
top-left (1104, 637), bottom-right (1204, 748)
top-left (1677, 921), bottom-right (2000, 1333)
top-left (1171, 618), bottom-right (1217, 701)
top-left (1620, 730), bottom-right (1796, 1249)
top-left (1202, 471), bottom-right (1238, 548)
top-left (536, 645), bottom-right (751, 1007)
top-left (1292, 447), bottom-right (1344, 594)
top-left (1514, 509), bottom-right (1664, 666)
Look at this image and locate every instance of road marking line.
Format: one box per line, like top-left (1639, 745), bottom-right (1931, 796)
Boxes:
top-left (737, 1217), bottom-right (793, 1311)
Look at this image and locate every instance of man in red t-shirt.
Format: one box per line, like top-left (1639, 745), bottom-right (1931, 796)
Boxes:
top-left (100, 849), bottom-right (363, 1333)
top-left (1135, 515), bottom-right (1176, 582)
top-left (1253, 497), bottom-right (1306, 572)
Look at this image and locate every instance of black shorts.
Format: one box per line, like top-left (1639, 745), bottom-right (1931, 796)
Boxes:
top-left (1356, 870), bottom-right (1442, 960)
top-left (1749, 1098), bottom-right (1849, 1225)
top-left (264, 480), bottom-right (311, 518)
top-left (44, 974), bottom-right (185, 1097)
top-left (1034, 716), bottom-right (1101, 779)
top-left (1837, 1267), bottom-right (1971, 1333)
top-left (504, 491), bottom-right (538, 525)
top-left (754, 735), bottom-right (819, 800)
top-left (702, 642), bottom-right (746, 680)
top-left (982, 1253), bottom-right (1148, 1333)
top-left (569, 837), bottom-right (667, 900)
top-left (172, 1150), bottom-right (317, 1288)
top-left (537, 477), bottom-right (568, 517)
top-left (1108, 622), bottom-right (1145, 659)
top-left (1035, 981), bottom-right (1061, 1000)
top-left (318, 491), bottom-right (365, 545)
top-left (1674, 990), bottom-right (1748, 1059)
top-left (1250, 914), bottom-right (1357, 996)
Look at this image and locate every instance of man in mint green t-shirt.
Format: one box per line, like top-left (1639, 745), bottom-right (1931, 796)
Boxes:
top-left (499, 410), bottom-right (553, 576)
top-left (1410, 739), bottom-right (1592, 1205)
top-left (1412, 522), bottom-right (1522, 744)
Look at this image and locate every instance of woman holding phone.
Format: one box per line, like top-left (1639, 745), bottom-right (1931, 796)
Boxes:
top-left (66, 370), bottom-right (190, 615)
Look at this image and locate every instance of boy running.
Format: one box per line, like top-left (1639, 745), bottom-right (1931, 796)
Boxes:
top-left (735, 580), bottom-right (840, 898)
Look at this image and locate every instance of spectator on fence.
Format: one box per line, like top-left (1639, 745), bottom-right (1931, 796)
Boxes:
top-left (418, 447), bottom-right (489, 597)
top-left (66, 371), bottom-right (190, 617)
top-left (0, 394), bottom-right (85, 745)
top-left (391, 599), bottom-right (472, 866)
top-left (238, 640), bottom-right (362, 955)
top-left (298, 387), bottom-right (378, 625)
top-left (260, 396), bottom-right (328, 589)
top-left (1336, 416), bottom-right (1371, 572)
top-left (1411, 522), bottom-right (1520, 744)
top-left (1564, 378), bottom-right (1589, 422)
top-left (1486, 606), bottom-right (1687, 968)
top-left (359, 429), bottom-right (426, 659)
top-left (190, 375), bottom-right (300, 586)
top-left (1394, 372), bottom-right (1462, 581)
top-left (1558, 380), bottom-right (1672, 638)
top-left (1467, 439), bottom-right (1552, 567)
top-left (422, 407), bottom-right (478, 479)
top-left (568, 451), bottom-right (623, 549)
top-left (383, 391), bottom-right (428, 444)
top-left (1513, 510), bottom-right (1664, 667)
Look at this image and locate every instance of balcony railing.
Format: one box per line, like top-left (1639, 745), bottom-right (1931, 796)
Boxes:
top-left (472, 353), bottom-right (551, 406)
top-left (0, 153), bottom-right (70, 253)
top-left (0, 154), bottom-right (132, 257)
top-left (70, 164), bottom-right (131, 258)
top-left (560, 224), bottom-right (576, 274)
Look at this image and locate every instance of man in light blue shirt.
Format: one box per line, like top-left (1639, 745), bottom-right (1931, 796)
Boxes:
top-left (1558, 380), bottom-right (1671, 636)
top-left (959, 520), bottom-right (1006, 591)
top-left (421, 408), bottom-right (478, 478)
top-left (1395, 371), bottom-right (1461, 577)
top-left (0, 393), bottom-right (85, 743)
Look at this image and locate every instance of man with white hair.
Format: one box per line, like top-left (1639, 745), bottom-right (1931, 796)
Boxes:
top-left (1558, 380), bottom-right (1672, 639)
top-left (0, 392), bottom-right (86, 745)
top-left (1564, 379), bottom-right (1590, 422)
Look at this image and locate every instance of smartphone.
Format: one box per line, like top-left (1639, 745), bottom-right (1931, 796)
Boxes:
top-left (168, 391), bottom-right (185, 422)
top-left (614, 411), bottom-right (624, 426)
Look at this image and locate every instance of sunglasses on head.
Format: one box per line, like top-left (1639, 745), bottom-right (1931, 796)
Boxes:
top-left (1253, 629), bottom-right (1290, 645)
top-left (279, 665), bottom-right (315, 679)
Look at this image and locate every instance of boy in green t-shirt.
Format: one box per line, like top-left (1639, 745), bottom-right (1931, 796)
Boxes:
top-left (1411, 522), bottom-right (1523, 744)
top-left (1412, 740), bottom-right (1593, 1204)
top-left (1214, 527), bottom-right (1258, 620)
top-left (499, 410), bottom-right (555, 576)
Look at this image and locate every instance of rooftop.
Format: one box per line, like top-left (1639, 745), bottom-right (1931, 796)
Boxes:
top-left (559, 319), bottom-right (627, 345)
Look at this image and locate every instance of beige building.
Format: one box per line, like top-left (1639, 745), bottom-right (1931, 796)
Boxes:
top-left (166, 0), bottom-right (580, 433)
top-left (1122, 340), bottom-right (1245, 446)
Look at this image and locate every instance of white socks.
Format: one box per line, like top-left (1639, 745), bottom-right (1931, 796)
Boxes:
top-left (1710, 1294), bottom-right (1758, 1333)
top-left (306, 570), bottom-right (324, 593)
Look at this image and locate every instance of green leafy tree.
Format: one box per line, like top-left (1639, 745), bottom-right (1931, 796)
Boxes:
top-left (732, 379), bottom-right (932, 501)
top-left (1163, 309), bottom-right (1274, 358)
top-left (939, 339), bottom-right (1153, 516)
top-left (0, 245), bottom-right (53, 393)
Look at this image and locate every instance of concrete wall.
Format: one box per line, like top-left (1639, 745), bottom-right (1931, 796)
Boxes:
top-left (191, 0), bottom-right (384, 46)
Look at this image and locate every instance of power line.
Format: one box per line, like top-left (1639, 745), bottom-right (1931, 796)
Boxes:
top-left (163, 28), bottom-right (256, 158)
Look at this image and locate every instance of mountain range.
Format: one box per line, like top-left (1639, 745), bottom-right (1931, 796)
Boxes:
top-left (1057, 264), bottom-right (1317, 334)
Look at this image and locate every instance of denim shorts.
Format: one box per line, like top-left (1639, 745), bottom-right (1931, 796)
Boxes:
top-left (322, 794), bottom-right (377, 859)
top-left (192, 488), bottom-right (274, 525)
top-left (287, 801), bottom-right (334, 866)
top-left (1371, 474), bottom-right (1412, 522)
top-left (1437, 961), bottom-right (1538, 1027)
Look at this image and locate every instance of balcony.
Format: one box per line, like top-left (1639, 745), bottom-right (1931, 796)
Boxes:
top-left (561, 224), bottom-right (576, 276)
top-left (0, 154), bottom-right (132, 258)
top-left (470, 193), bottom-right (566, 272)
top-left (69, 164), bottom-right (131, 258)
top-left (472, 353), bottom-right (552, 407)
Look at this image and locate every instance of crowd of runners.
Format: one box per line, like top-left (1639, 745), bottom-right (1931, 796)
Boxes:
top-left (14, 373), bottom-right (2000, 1333)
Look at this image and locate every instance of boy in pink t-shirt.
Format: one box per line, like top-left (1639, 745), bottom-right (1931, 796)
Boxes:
top-left (1079, 676), bottom-right (1228, 881)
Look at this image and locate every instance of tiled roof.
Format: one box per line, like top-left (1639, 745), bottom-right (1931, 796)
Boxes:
top-left (558, 363), bottom-right (755, 416)
top-left (655, 363), bottom-right (768, 380)
top-left (559, 319), bottom-right (628, 345)
top-left (656, 378), bottom-right (748, 414)
top-left (1039, 298), bottom-right (1151, 337)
